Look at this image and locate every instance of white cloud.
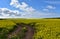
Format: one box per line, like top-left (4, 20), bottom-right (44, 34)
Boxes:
top-left (45, 1), bottom-right (60, 4)
top-left (10, 0), bottom-right (35, 13)
top-left (0, 8), bottom-right (56, 18)
top-left (0, 8), bottom-right (21, 17)
top-left (0, 0), bottom-right (56, 18)
top-left (43, 9), bottom-right (49, 12)
top-left (43, 5), bottom-right (56, 12)
top-left (47, 5), bottom-right (56, 9)
top-left (9, 0), bottom-right (57, 18)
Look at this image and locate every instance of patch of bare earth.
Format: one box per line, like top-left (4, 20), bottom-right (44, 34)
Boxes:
top-left (7, 23), bottom-right (34, 39)
top-left (24, 25), bottom-right (34, 39)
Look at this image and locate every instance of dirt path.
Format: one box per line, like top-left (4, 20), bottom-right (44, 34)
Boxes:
top-left (7, 25), bottom-right (22, 39)
top-left (24, 25), bottom-right (34, 39)
top-left (7, 23), bottom-right (34, 39)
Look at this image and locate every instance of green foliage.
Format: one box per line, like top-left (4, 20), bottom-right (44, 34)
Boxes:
top-left (22, 27), bottom-right (27, 32)
top-left (10, 27), bottom-right (27, 39)
top-left (0, 28), bottom-right (9, 39)
top-left (8, 25), bottom-right (17, 33)
top-left (0, 19), bottom-right (60, 39)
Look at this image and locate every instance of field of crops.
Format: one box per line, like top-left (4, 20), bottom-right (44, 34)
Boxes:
top-left (0, 19), bottom-right (60, 39)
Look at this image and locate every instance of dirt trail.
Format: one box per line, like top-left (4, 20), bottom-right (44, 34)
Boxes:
top-left (7, 25), bottom-right (22, 39)
top-left (24, 25), bottom-right (34, 39)
top-left (7, 23), bottom-right (34, 39)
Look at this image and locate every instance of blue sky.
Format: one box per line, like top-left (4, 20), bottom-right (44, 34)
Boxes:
top-left (0, 0), bottom-right (60, 18)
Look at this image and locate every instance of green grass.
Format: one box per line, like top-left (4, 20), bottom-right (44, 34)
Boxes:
top-left (0, 20), bottom-right (16, 29)
top-left (0, 19), bottom-right (60, 39)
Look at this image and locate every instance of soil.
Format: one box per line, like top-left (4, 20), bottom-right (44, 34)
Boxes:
top-left (7, 23), bottom-right (34, 39)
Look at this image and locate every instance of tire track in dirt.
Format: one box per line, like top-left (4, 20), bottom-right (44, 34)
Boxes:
top-left (23, 25), bottom-right (34, 39)
top-left (7, 23), bottom-right (34, 39)
top-left (7, 24), bottom-right (22, 39)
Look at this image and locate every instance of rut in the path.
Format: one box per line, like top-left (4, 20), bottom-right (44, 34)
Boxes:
top-left (7, 23), bottom-right (34, 39)
top-left (7, 24), bottom-right (23, 39)
top-left (23, 25), bottom-right (34, 39)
